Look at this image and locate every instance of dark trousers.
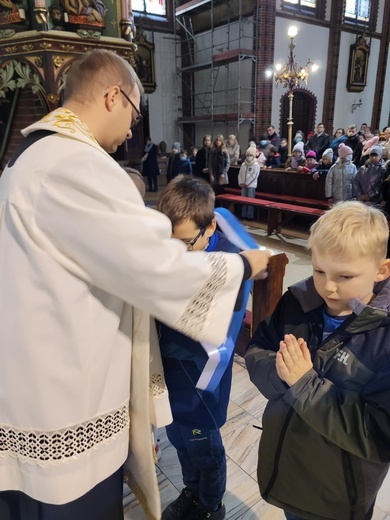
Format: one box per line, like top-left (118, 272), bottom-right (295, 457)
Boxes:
top-left (0, 467), bottom-right (124, 520)
top-left (166, 421), bottom-right (226, 511)
top-left (147, 173), bottom-right (158, 191)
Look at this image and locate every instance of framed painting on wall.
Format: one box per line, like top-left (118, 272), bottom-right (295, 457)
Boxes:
top-left (135, 32), bottom-right (156, 94)
top-left (347, 35), bottom-right (370, 93)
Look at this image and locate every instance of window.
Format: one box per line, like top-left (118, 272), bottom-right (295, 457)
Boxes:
top-left (132, 0), bottom-right (166, 16)
top-left (345, 0), bottom-right (370, 23)
top-left (281, 0), bottom-right (324, 18)
top-left (283, 0), bottom-right (316, 9)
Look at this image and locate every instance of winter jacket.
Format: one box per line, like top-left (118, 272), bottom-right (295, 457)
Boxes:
top-left (265, 153), bottom-right (281, 168)
top-left (345, 134), bottom-right (363, 167)
top-left (167, 153), bottom-right (181, 181)
top-left (325, 159), bottom-right (357, 202)
top-left (227, 142), bottom-right (240, 165)
top-left (311, 160), bottom-right (333, 178)
top-left (209, 147), bottom-right (230, 184)
top-left (306, 132), bottom-right (331, 157)
top-left (268, 132), bottom-right (281, 150)
top-left (158, 231), bottom-right (243, 429)
top-left (285, 155), bottom-right (306, 170)
top-left (177, 157), bottom-right (193, 175)
top-left (195, 146), bottom-right (211, 183)
top-left (238, 161), bottom-right (260, 188)
top-left (245, 276), bottom-right (390, 520)
top-left (353, 161), bottom-right (386, 203)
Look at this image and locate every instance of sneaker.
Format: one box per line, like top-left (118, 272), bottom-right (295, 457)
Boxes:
top-left (162, 488), bottom-right (198, 520)
top-left (187, 502), bottom-right (226, 519)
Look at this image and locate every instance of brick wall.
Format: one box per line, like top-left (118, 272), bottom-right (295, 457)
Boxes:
top-left (254, 0), bottom-right (276, 138)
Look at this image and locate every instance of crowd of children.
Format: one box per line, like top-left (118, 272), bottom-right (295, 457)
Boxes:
top-left (147, 174), bottom-right (390, 520)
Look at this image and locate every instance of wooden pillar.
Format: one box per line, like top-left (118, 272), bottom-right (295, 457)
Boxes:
top-left (371, 1), bottom-right (390, 130)
top-left (322, 2), bottom-right (343, 133)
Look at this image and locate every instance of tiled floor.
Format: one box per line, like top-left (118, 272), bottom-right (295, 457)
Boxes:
top-left (124, 190), bottom-right (390, 519)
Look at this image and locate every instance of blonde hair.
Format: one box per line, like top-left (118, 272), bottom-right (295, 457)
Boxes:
top-left (64, 49), bottom-right (144, 104)
top-left (308, 201), bottom-right (388, 261)
top-left (212, 134), bottom-right (227, 154)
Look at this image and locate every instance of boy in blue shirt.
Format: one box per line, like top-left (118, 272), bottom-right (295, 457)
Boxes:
top-left (177, 149), bottom-right (193, 175)
top-left (156, 176), bottom-right (248, 520)
top-left (246, 201), bottom-right (390, 520)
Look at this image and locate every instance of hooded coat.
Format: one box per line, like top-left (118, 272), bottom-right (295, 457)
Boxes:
top-left (246, 277), bottom-right (390, 520)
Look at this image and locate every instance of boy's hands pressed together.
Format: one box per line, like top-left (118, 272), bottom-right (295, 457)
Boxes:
top-left (276, 334), bottom-right (313, 386)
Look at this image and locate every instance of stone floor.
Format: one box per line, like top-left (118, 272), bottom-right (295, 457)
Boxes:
top-left (122, 184), bottom-right (390, 519)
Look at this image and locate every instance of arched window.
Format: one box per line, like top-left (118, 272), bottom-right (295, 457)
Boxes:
top-left (344, 0), bottom-right (370, 23)
top-left (132, 0), bottom-right (166, 16)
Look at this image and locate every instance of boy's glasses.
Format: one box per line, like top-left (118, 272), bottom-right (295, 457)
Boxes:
top-left (182, 228), bottom-right (206, 251)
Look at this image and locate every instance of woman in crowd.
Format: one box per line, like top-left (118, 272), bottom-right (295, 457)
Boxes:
top-left (142, 137), bottom-right (160, 192)
top-left (209, 135), bottom-right (230, 189)
top-left (195, 134), bottom-right (212, 183)
top-left (226, 134), bottom-right (240, 165)
top-left (330, 128), bottom-right (347, 159)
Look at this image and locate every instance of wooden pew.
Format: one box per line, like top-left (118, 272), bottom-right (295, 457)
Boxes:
top-left (223, 186), bottom-right (329, 210)
top-left (235, 250), bottom-right (289, 357)
top-left (228, 165), bottom-right (327, 201)
top-left (216, 194), bottom-right (325, 235)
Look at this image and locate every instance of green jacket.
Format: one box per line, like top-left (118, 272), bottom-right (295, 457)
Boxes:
top-left (245, 277), bottom-right (390, 520)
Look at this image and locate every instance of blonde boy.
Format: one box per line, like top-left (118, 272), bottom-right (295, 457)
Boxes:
top-left (246, 202), bottom-right (390, 520)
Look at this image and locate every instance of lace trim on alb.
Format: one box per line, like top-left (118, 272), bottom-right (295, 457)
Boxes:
top-left (175, 253), bottom-right (228, 340)
top-left (0, 403), bottom-right (129, 466)
top-left (150, 373), bottom-right (168, 398)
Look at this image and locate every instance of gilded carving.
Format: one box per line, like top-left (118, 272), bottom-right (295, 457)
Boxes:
top-left (22, 44), bottom-right (34, 51)
top-left (59, 44), bottom-right (74, 52)
top-left (47, 93), bottom-right (60, 104)
top-left (40, 42), bottom-right (52, 49)
top-left (53, 56), bottom-right (64, 68)
top-left (5, 46), bottom-right (17, 53)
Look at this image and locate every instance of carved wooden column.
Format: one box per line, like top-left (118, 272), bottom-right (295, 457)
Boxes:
top-left (120, 0), bottom-right (135, 41)
top-left (371, 1), bottom-right (390, 129)
top-left (32, 0), bottom-right (48, 31)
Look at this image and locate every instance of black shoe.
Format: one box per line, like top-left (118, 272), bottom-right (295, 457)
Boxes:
top-left (187, 502), bottom-right (226, 519)
top-left (162, 488), bottom-right (198, 520)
